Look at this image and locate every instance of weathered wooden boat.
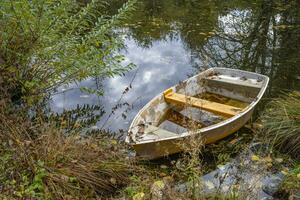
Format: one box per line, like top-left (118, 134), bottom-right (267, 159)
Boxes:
top-left (125, 68), bottom-right (269, 159)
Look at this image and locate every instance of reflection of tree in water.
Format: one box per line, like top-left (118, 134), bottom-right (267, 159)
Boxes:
top-left (121, 0), bottom-right (299, 94)
top-left (62, 0), bottom-right (300, 131)
top-left (123, 0), bottom-right (222, 48)
top-left (195, 0), bottom-right (300, 95)
top-left (273, 0), bottom-right (300, 91)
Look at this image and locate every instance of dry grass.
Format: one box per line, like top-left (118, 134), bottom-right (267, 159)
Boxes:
top-left (0, 108), bottom-right (140, 199)
top-left (260, 92), bottom-right (300, 159)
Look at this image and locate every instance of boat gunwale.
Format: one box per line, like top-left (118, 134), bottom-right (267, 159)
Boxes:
top-left (126, 67), bottom-right (269, 145)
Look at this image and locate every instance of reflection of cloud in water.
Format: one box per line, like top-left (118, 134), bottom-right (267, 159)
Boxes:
top-left (50, 37), bottom-right (195, 132)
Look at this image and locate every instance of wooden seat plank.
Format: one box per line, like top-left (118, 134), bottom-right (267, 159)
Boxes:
top-left (164, 89), bottom-right (243, 118)
top-left (204, 76), bottom-right (262, 89)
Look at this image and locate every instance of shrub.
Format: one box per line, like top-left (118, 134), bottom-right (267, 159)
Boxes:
top-left (0, 0), bottom-right (135, 105)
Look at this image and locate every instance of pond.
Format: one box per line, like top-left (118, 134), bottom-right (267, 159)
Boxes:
top-left (50, 0), bottom-right (300, 133)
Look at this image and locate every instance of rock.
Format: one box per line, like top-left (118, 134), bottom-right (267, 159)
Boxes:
top-left (175, 183), bottom-right (188, 193)
top-left (175, 142), bottom-right (286, 199)
top-left (262, 173), bottom-right (285, 195)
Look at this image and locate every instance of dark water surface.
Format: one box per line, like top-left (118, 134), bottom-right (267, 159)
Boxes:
top-left (50, 0), bottom-right (300, 132)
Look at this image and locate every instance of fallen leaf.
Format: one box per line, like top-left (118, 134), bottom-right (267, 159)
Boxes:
top-left (153, 180), bottom-right (165, 189)
top-left (251, 155), bottom-right (260, 161)
top-left (281, 170), bottom-right (288, 175)
top-left (252, 123), bottom-right (264, 130)
top-left (205, 180), bottom-right (215, 190)
top-left (275, 158), bottom-right (283, 163)
top-left (229, 138), bottom-right (239, 145)
top-left (267, 163), bottom-right (273, 168)
top-left (160, 165), bottom-right (168, 169)
top-left (263, 156), bottom-right (272, 163)
top-left (110, 178), bottom-right (116, 184)
top-left (133, 192), bottom-right (145, 200)
top-left (159, 172), bottom-right (167, 177)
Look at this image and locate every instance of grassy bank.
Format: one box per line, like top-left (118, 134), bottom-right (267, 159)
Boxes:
top-left (0, 0), bottom-right (299, 199)
top-left (259, 92), bottom-right (300, 198)
top-left (0, 108), bottom-right (138, 199)
top-left (260, 92), bottom-right (300, 159)
top-left (0, 0), bottom-right (142, 199)
top-left (1, 86), bottom-right (300, 199)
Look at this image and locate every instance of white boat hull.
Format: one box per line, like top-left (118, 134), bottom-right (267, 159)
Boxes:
top-left (126, 68), bottom-right (269, 159)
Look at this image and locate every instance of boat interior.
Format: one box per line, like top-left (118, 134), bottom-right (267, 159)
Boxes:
top-left (128, 69), bottom-right (266, 143)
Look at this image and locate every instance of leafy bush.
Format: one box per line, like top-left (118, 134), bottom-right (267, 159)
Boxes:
top-left (0, 0), bottom-right (135, 105)
top-left (0, 2), bottom-right (140, 198)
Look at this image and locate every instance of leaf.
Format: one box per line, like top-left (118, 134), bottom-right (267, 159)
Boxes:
top-left (205, 180), bottom-right (215, 190)
top-left (133, 192), bottom-right (145, 200)
top-left (110, 178), bottom-right (117, 184)
top-left (152, 180), bottom-right (165, 189)
top-left (111, 140), bottom-right (117, 145)
top-left (251, 155), bottom-right (260, 161)
top-left (160, 165), bottom-right (167, 169)
top-left (281, 170), bottom-right (288, 175)
top-left (199, 32), bottom-right (207, 36)
top-left (263, 156), bottom-right (272, 163)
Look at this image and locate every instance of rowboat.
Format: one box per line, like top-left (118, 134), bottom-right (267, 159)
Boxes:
top-left (125, 68), bottom-right (269, 159)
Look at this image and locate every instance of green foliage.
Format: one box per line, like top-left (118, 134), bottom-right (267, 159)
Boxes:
top-left (279, 164), bottom-right (300, 197)
top-left (13, 162), bottom-right (46, 198)
top-left (0, 0), bottom-right (136, 105)
top-left (123, 174), bottom-right (151, 198)
top-left (0, 151), bottom-right (46, 198)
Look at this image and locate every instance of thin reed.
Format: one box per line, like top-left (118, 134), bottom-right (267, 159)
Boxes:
top-left (260, 92), bottom-right (300, 159)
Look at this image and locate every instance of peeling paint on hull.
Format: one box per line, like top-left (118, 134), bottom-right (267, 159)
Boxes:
top-left (126, 68), bottom-right (269, 160)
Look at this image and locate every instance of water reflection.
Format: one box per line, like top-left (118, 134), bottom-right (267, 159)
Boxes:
top-left (191, 0), bottom-right (300, 94)
top-left (50, 37), bottom-right (194, 131)
top-left (50, 0), bottom-right (300, 132)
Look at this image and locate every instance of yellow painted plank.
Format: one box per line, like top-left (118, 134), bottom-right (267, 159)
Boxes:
top-left (163, 90), bottom-right (243, 117)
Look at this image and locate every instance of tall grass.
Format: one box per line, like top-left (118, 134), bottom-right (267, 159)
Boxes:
top-left (260, 92), bottom-right (300, 159)
top-left (0, 108), bottom-right (140, 199)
